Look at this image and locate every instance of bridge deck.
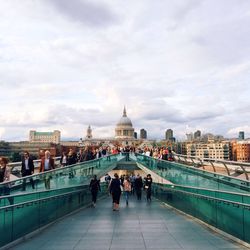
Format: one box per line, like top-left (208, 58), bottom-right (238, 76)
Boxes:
top-left (10, 196), bottom-right (246, 250)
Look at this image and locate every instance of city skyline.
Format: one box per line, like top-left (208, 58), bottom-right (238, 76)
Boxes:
top-left (1, 0), bottom-right (250, 141)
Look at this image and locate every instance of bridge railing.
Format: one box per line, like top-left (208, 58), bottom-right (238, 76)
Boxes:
top-left (0, 183), bottom-right (109, 249)
top-left (134, 153), bottom-right (250, 192)
top-left (153, 183), bottom-right (250, 244)
top-left (172, 153), bottom-right (250, 180)
top-left (0, 154), bottom-right (120, 199)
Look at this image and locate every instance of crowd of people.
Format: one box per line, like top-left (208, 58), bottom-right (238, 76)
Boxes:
top-left (0, 145), bottom-right (172, 203)
top-left (91, 172), bottom-right (153, 211)
top-left (59, 145), bottom-right (174, 166)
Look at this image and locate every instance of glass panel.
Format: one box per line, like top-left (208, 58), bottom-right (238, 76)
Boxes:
top-left (0, 154), bottom-right (120, 197)
top-left (0, 183), bottom-right (108, 248)
top-left (244, 207), bottom-right (250, 242)
top-left (12, 202), bottom-right (39, 240)
top-left (153, 183), bottom-right (250, 244)
top-left (135, 154), bottom-right (250, 193)
top-left (216, 201), bottom-right (244, 239)
top-left (0, 206), bottom-right (13, 246)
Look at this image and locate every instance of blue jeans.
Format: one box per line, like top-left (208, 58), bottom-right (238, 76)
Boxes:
top-left (125, 191), bottom-right (130, 203)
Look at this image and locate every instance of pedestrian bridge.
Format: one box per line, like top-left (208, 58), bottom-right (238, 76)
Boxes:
top-left (0, 154), bottom-right (249, 249)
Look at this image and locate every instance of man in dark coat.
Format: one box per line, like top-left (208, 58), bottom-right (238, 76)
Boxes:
top-left (21, 151), bottom-right (35, 191)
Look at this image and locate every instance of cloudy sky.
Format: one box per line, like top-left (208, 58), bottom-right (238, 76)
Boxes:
top-left (0, 0), bottom-right (250, 141)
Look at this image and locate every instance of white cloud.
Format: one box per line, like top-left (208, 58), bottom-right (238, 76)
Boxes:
top-left (0, 127), bottom-right (5, 139)
top-left (0, 0), bottom-right (250, 141)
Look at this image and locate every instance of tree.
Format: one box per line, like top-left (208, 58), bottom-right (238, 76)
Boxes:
top-left (11, 152), bottom-right (22, 162)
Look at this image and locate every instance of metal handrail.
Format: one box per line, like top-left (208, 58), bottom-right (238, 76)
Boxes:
top-left (173, 153), bottom-right (250, 167)
top-left (173, 153), bottom-right (250, 180)
top-left (1, 154), bottom-right (119, 187)
top-left (135, 153), bottom-right (250, 186)
top-left (157, 183), bottom-right (250, 197)
top-left (154, 184), bottom-right (250, 208)
top-left (0, 183), bottom-right (108, 210)
top-left (8, 156), bottom-right (61, 173)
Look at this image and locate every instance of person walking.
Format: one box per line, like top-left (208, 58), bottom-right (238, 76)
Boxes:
top-left (144, 174), bottom-right (153, 202)
top-left (123, 176), bottom-right (131, 206)
top-left (39, 150), bottom-right (55, 189)
top-left (21, 151), bottom-right (35, 191)
top-left (89, 175), bottom-right (101, 208)
top-left (134, 174), bottom-right (143, 200)
top-left (109, 173), bottom-right (121, 211)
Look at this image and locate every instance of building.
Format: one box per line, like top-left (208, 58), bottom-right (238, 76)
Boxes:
top-left (140, 129), bottom-right (147, 139)
top-left (165, 129), bottom-right (173, 140)
top-left (239, 131), bottom-right (245, 140)
top-left (63, 107), bottom-right (155, 148)
top-left (186, 133), bottom-right (193, 141)
top-left (231, 140), bottom-right (250, 162)
top-left (194, 130), bottom-right (201, 139)
top-left (134, 132), bottom-right (137, 139)
top-left (86, 125), bottom-right (93, 139)
top-left (60, 141), bottom-right (79, 147)
top-left (165, 129), bottom-right (175, 142)
top-left (185, 141), bottom-right (230, 160)
top-left (115, 107), bottom-right (135, 139)
top-left (29, 130), bottom-right (61, 144)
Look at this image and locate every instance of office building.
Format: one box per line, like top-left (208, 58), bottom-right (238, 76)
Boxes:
top-left (140, 129), bottom-right (147, 139)
top-left (239, 131), bottom-right (245, 140)
top-left (29, 130), bottom-right (61, 144)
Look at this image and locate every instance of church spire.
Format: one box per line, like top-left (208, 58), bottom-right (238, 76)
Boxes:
top-left (86, 125), bottom-right (92, 139)
top-left (123, 106), bottom-right (127, 117)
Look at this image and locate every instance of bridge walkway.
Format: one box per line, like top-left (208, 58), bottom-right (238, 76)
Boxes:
top-left (9, 196), bottom-right (246, 250)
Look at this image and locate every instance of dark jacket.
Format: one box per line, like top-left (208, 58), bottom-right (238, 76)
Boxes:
top-left (144, 177), bottom-right (153, 190)
top-left (134, 177), bottom-right (143, 189)
top-left (21, 158), bottom-right (34, 175)
top-left (60, 155), bottom-right (68, 165)
top-left (109, 178), bottom-right (121, 194)
top-left (89, 179), bottom-right (101, 192)
top-left (68, 154), bottom-right (77, 165)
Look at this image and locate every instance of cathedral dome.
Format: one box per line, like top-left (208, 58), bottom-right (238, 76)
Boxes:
top-left (115, 107), bottom-right (135, 139)
top-left (117, 113), bottom-right (133, 127)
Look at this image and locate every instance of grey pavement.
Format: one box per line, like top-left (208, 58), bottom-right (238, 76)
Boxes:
top-left (10, 195), bottom-right (247, 250)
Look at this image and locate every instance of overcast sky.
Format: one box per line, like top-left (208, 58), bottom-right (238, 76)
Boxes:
top-left (0, 0), bottom-right (250, 141)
